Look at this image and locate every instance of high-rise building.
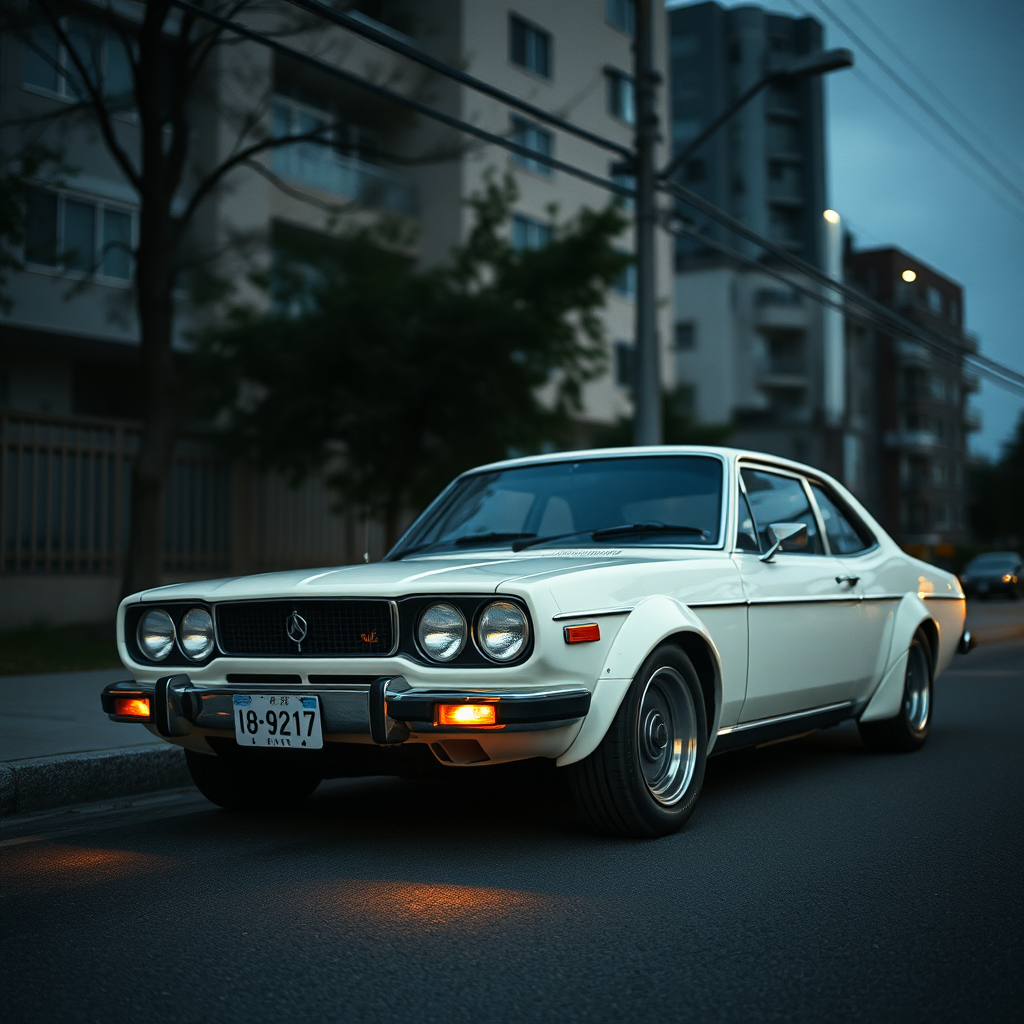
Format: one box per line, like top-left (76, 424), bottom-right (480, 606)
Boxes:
top-left (0, 0), bottom-right (672, 626)
top-left (667, 1), bottom-right (832, 468)
top-left (844, 247), bottom-right (980, 554)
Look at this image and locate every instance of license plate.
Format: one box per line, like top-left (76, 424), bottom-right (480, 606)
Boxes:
top-left (232, 693), bottom-right (323, 749)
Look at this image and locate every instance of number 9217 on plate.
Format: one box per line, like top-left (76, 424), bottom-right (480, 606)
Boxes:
top-left (233, 693), bottom-right (323, 749)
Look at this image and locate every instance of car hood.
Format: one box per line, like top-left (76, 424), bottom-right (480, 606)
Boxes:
top-left (132, 549), bottom-right (690, 603)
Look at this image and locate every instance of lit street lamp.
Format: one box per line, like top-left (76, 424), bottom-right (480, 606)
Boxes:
top-left (629, 42), bottom-right (853, 446)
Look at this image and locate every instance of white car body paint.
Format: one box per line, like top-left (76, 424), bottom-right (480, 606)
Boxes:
top-left (114, 446), bottom-right (966, 766)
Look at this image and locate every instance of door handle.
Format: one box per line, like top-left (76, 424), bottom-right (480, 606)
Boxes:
top-left (836, 575), bottom-right (860, 586)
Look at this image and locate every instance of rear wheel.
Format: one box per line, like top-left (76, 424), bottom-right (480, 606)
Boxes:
top-left (567, 644), bottom-right (707, 838)
top-left (185, 749), bottom-right (322, 810)
top-left (858, 631), bottom-right (932, 753)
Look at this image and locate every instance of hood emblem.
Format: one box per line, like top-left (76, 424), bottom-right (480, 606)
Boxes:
top-left (286, 611), bottom-right (308, 647)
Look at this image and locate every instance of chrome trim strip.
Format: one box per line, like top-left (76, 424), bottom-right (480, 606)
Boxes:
top-left (717, 700), bottom-right (855, 736)
top-left (747, 595), bottom-right (862, 605)
top-left (551, 607), bottom-right (634, 621)
top-left (687, 599), bottom-right (748, 608)
top-left (922, 593), bottom-right (967, 600)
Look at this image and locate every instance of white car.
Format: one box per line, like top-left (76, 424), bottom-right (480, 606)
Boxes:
top-left (102, 447), bottom-right (969, 838)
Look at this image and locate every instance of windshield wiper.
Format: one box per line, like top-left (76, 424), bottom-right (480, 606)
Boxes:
top-left (592, 522), bottom-right (708, 540)
top-left (452, 532), bottom-right (536, 546)
top-left (513, 522), bottom-right (707, 552)
top-left (396, 532), bottom-right (535, 558)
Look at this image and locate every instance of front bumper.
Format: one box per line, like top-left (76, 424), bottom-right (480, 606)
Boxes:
top-left (101, 675), bottom-right (591, 744)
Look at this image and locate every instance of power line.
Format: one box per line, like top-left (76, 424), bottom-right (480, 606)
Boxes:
top-left (835, 0), bottom-right (1022, 183)
top-left (168, 0), bottom-right (632, 199)
top-left (663, 215), bottom-right (1024, 399)
top-left (798, 0), bottom-right (1024, 213)
top-left (171, 0), bottom-right (1024, 400)
top-left (661, 179), bottom-right (1024, 392)
top-left (280, 0), bottom-right (633, 158)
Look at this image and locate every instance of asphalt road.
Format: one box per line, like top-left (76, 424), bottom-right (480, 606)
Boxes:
top-left (2, 641), bottom-right (1022, 1024)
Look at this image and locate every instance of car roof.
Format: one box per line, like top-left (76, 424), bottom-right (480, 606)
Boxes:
top-left (466, 445), bottom-right (835, 482)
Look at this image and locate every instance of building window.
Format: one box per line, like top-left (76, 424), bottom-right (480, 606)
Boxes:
top-left (606, 69), bottom-right (635, 124)
top-left (23, 21), bottom-right (133, 105)
top-left (613, 254), bottom-right (636, 299)
top-left (511, 213), bottom-right (552, 252)
top-left (510, 15), bottom-right (551, 78)
top-left (510, 117), bottom-right (553, 177)
top-left (671, 33), bottom-right (699, 58)
top-left (675, 322), bottom-right (696, 351)
top-left (767, 118), bottom-right (800, 155)
top-left (769, 205), bottom-right (801, 243)
top-left (606, 0), bottom-right (635, 35)
top-left (23, 187), bottom-right (133, 279)
top-left (927, 285), bottom-right (943, 314)
top-left (610, 162), bottom-right (635, 211)
top-left (929, 374), bottom-right (948, 403)
top-left (932, 503), bottom-right (950, 529)
top-left (614, 341), bottom-right (633, 387)
top-left (755, 288), bottom-right (801, 307)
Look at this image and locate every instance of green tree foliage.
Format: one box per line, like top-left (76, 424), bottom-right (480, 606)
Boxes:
top-left (593, 385), bottom-right (733, 448)
top-left (970, 411), bottom-right (1024, 546)
top-left (197, 177), bottom-right (630, 543)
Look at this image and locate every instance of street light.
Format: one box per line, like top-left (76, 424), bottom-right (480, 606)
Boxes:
top-left (659, 48), bottom-right (854, 185)
top-left (629, 44), bottom-right (852, 447)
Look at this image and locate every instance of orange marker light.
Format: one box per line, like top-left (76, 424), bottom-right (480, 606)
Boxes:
top-left (564, 623), bottom-right (601, 644)
top-left (114, 697), bottom-right (151, 718)
top-left (436, 703), bottom-right (497, 727)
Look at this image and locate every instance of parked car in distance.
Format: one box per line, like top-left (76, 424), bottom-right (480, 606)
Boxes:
top-left (102, 447), bottom-right (968, 838)
top-left (959, 552), bottom-right (1022, 600)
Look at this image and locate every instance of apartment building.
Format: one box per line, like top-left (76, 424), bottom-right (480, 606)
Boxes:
top-left (0, 0), bottom-right (672, 626)
top-left (667, 1), bottom-right (832, 468)
top-left (844, 246), bottom-right (979, 554)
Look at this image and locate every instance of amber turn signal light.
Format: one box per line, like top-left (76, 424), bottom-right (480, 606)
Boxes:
top-left (114, 696), bottom-right (151, 718)
top-left (436, 703), bottom-right (497, 727)
top-left (563, 623), bottom-right (600, 644)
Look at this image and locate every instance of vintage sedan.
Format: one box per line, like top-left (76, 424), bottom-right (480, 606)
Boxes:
top-left (102, 447), bottom-right (969, 837)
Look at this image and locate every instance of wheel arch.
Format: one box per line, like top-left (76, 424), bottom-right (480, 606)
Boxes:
top-left (861, 594), bottom-right (939, 724)
top-left (556, 597), bottom-right (724, 766)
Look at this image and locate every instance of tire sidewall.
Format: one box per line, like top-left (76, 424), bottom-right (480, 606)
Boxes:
top-left (617, 644), bottom-right (708, 834)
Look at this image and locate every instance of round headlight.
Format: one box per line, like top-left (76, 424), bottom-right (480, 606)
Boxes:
top-left (137, 608), bottom-right (175, 662)
top-left (476, 601), bottom-right (529, 662)
top-left (417, 602), bottom-right (467, 662)
top-left (179, 607), bottom-right (215, 661)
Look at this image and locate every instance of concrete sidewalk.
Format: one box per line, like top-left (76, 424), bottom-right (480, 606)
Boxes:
top-left (0, 668), bottom-right (189, 817)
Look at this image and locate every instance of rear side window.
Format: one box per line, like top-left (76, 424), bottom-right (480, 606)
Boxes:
top-left (740, 468), bottom-right (822, 554)
top-left (810, 483), bottom-right (873, 554)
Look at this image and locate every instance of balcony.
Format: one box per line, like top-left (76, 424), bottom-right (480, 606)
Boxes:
top-left (885, 429), bottom-right (944, 451)
top-left (271, 143), bottom-right (417, 216)
top-left (961, 369), bottom-right (981, 392)
top-left (894, 339), bottom-right (932, 368)
top-left (964, 408), bottom-right (982, 432)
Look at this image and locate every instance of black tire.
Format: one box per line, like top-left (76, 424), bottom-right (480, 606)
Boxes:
top-left (185, 749), bottom-right (322, 810)
top-left (566, 643), bottom-right (708, 838)
top-left (858, 630), bottom-right (933, 753)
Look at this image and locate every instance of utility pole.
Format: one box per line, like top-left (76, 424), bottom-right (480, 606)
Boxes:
top-left (632, 0), bottom-right (662, 445)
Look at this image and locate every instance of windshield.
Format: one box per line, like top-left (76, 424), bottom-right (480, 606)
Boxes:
top-left (966, 553), bottom-right (1019, 571)
top-left (389, 455), bottom-right (724, 558)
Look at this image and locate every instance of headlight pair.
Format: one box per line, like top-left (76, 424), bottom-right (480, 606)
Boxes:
top-left (137, 607), bottom-right (215, 662)
top-left (417, 600), bottom-right (529, 664)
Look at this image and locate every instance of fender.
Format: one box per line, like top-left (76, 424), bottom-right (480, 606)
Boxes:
top-left (860, 593), bottom-right (933, 723)
top-left (556, 596), bottom-right (724, 766)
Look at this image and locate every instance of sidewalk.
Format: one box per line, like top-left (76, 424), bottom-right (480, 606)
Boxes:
top-left (0, 668), bottom-right (189, 817)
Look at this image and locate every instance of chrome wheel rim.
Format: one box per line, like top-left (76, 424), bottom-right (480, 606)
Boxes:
top-left (637, 666), bottom-right (699, 806)
top-left (904, 642), bottom-right (931, 733)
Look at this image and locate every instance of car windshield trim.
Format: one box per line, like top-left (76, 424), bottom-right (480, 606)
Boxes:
top-left (388, 453), bottom-right (728, 560)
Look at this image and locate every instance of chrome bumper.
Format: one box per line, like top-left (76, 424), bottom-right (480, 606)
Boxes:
top-left (101, 675), bottom-right (591, 743)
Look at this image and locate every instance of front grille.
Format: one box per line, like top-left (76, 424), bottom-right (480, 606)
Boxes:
top-left (216, 600), bottom-right (396, 657)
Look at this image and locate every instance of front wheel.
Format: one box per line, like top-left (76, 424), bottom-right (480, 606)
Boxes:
top-left (566, 644), bottom-right (707, 838)
top-left (185, 749), bottom-right (322, 810)
top-left (858, 631), bottom-right (932, 753)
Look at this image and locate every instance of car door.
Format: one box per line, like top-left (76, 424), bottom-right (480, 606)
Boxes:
top-left (736, 466), bottom-right (866, 722)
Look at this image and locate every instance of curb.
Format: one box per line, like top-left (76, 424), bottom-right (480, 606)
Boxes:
top-left (0, 744), bottom-right (190, 817)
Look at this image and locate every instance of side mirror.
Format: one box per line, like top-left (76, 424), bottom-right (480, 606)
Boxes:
top-left (760, 521), bottom-right (808, 563)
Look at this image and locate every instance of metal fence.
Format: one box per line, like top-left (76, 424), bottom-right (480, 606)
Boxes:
top-left (1, 411), bottom-right (232, 576)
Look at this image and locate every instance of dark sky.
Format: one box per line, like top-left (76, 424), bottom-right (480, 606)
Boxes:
top-left (668, 0), bottom-right (1024, 458)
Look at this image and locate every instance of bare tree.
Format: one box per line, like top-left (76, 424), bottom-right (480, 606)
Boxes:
top-left (2, 0), bottom-right (436, 594)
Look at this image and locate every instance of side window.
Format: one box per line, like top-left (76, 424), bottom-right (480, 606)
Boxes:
top-left (736, 489), bottom-right (760, 552)
top-left (740, 468), bottom-right (822, 554)
top-left (810, 483), bottom-right (872, 554)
